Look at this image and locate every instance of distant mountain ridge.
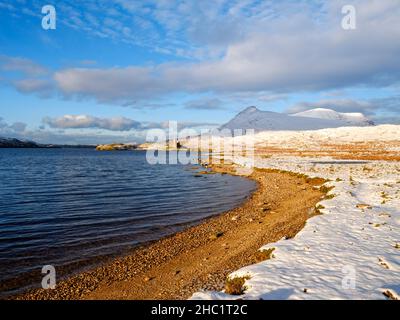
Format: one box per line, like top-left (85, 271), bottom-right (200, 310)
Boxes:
top-left (0, 137), bottom-right (95, 148)
top-left (292, 108), bottom-right (374, 126)
top-left (220, 106), bottom-right (374, 131)
top-left (0, 137), bottom-right (39, 148)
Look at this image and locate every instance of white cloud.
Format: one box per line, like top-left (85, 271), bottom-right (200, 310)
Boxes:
top-left (258, 94), bottom-right (288, 103)
top-left (53, 66), bottom-right (164, 103)
top-left (42, 115), bottom-right (219, 132)
top-left (49, 0), bottom-right (400, 104)
top-left (9, 122), bottom-right (27, 132)
top-left (43, 115), bottom-right (142, 131)
top-left (0, 117), bottom-right (28, 135)
top-left (0, 55), bottom-right (48, 76)
top-left (1, 0), bottom-right (400, 127)
top-left (184, 98), bottom-right (224, 110)
top-left (14, 78), bottom-right (53, 96)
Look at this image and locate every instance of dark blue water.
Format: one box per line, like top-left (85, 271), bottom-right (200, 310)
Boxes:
top-left (0, 148), bottom-right (255, 295)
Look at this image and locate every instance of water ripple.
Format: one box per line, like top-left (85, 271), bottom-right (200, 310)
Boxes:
top-left (0, 148), bottom-right (255, 294)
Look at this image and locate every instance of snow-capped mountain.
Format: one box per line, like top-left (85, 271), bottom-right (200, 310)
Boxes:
top-left (292, 108), bottom-right (374, 126)
top-left (220, 106), bottom-right (374, 132)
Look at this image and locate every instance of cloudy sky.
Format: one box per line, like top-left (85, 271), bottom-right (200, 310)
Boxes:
top-left (0, 0), bottom-right (399, 144)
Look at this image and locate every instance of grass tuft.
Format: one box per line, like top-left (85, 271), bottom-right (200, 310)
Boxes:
top-left (254, 248), bottom-right (275, 263)
top-left (320, 185), bottom-right (335, 194)
top-left (382, 290), bottom-right (398, 300)
top-left (225, 276), bottom-right (251, 295)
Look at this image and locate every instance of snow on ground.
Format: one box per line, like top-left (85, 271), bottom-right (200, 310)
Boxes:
top-left (292, 108), bottom-right (372, 126)
top-left (182, 125), bottom-right (400, 160)
top-left (230, 124), bottom-right (400, 148)
top-left (191, 126), bottom-right (400, 300)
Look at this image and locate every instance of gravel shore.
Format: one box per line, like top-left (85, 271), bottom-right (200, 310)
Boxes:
top-left (14, 164), bottom-right (326, 300)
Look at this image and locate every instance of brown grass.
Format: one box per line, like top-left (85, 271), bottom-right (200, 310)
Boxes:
top-left (225, 276), bottom-right (251, 295)
top-left (382, 290), bottom-right (398, 300)
top-left (320, 185), bottom-right (335, 194)
top-left (254, 248), bottom-right (275, 263)
top-left (254, 141), bottom-right (400, 161)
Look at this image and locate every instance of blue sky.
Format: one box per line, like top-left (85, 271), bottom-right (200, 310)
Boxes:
top-left (0, 0), bottom-right (399, 144)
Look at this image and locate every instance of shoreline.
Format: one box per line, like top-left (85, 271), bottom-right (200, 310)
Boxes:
top-left (13, 164), bottom-right (327, 300)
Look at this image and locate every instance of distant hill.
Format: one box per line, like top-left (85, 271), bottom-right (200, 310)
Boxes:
top-left (220, 106), bottom-right (374, 131)
top-left (0, 137), bottom-right (39, 148)
top-left (0, 137), bottom-right (95, 148)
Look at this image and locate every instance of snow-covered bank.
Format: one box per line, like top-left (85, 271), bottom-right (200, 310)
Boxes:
top-left (191, 156), bottom-right (400, 300)
top-left (184, 124), bottom-right (400, 150)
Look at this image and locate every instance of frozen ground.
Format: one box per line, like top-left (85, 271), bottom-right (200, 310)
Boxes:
top-left (191, 126), bottom-right (400, 300)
